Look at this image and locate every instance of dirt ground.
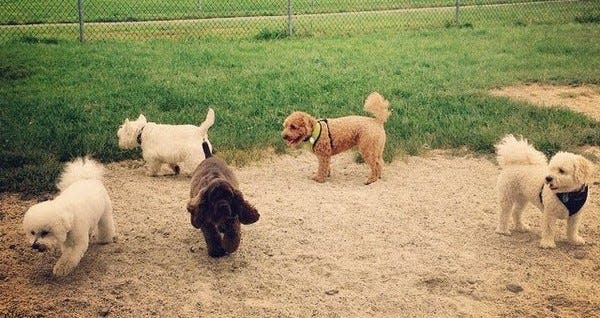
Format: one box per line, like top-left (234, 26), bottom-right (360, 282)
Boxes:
top-left (1, 84), bottom-right (600, 317)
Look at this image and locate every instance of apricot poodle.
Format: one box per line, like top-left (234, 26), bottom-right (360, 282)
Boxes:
top-left (187, 142), bottom-right (260, 257)
top-left (281, 92), bottom-right (391, 184)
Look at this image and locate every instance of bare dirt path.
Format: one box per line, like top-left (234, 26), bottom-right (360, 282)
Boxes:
top-left (1, 84), bottom-right (599, 317)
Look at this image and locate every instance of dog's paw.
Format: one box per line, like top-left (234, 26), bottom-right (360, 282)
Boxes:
top-left (514, 223), bottom-right (531, 232)
top-left (145, 171), bottom-right (158, 177)
top-left (364, 178), bottom-right (378, 185)
top-left (53, 261), bottom-right (76, 276)
top-left (539, 240), bottom-right (556, 249)
top-left (311, 176), bottom-right (326, 183)
top-left (208, 246), bottom-right (228, 258)
top-left (569, 236), bottom-right (585, 246)
top-left (495, 227), bottom-right (511, 235)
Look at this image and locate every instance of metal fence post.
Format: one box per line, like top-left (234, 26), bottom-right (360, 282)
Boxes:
top-left (455, 0), bottom-right (461, 25)
top-left (287, 0), bottom-right (293, 36)
top-left (77, 0), bottom-right (85, 42)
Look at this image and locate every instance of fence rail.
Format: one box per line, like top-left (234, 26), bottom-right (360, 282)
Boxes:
top-left (0, 0), bottom-right (598, 41)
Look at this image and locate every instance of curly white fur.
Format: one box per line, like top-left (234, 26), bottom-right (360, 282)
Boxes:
top-left (22, 157), bottom-right (115, 276)
top-left (117, 108), bottom-right (215, 176)
top-left (495, 134), bottom-right (594, 248)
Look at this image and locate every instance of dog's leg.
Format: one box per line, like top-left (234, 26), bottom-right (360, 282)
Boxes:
top-left (567, 213), bottom-right (585, 245)
top-left (96, 204), bottom-right (116, 244)
top-left (168, 163), bottom-right (181, 175)
top-left (53, 234), bottom-right (89, 276)
top-left (496, 199), bottom-right (512, 235)
top-left (221, 218), bottom-right (241, 253)
top-left (313, 156), bottom-right (330, 183)
top-left (179, 158), bottom-right (199, 177)
top-left (511, 200), bottom-right (530, 232)
top-left (145, 159), bottom-right (162, 176)
top-left (540, 211), bottom-right (557, 248)
top-left (362, 151), bottom-right (382, 185)
top-left (201, 224), bottom-right (227, 257)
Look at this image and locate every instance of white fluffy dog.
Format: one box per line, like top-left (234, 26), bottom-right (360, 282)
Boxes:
top-left (22, 157), bottom-right (115, 276)
top-left (495, 134), bottom-right (593, 248)
top-left (117, 108), bottom-right (215, 176)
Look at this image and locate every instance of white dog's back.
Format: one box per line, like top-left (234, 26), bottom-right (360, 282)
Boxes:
top-left (495, 134), bottom-right (547, 168)
top-left (56, 156), bottom-right (105, 192)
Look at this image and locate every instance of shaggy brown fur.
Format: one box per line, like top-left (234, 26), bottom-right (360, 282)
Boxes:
top-left (281, 92), bottom-right (391, 184)
top-left (187, 143), bottom-right (260, 257)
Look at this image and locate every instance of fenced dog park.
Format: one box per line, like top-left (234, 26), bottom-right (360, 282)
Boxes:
top-left (0, 0), bottom-right (598, 40)
top-left (1, 0), bottom-right (600, 317)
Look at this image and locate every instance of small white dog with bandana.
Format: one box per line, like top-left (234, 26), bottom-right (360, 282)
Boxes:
top-left (495, 134), bottom-right (593, 248)
top-left (117, 108), bottom-right (214, 176)
top-left (23, 157), bottom-right (115, 276)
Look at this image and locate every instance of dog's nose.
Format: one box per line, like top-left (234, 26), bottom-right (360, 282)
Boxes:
top-left (545, 176), bottom-right (553, 183)
top-left (31, 242), bottom-right (42, 250)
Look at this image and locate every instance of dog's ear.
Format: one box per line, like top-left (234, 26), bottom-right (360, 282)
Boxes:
top-left (55, 212), bottom-right (73, 243)
top-left (232, 189), bottom-right (260, 225)
top-left (302, 115), bottom-right (314, 134)
top-left (137, 114), bottom-right (147, 123)
top-left (574, 155), bottom-right (594, 184)
top-left (187, 192), bottom-right (202, 229)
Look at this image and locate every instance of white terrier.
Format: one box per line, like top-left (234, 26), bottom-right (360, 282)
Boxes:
top-left (23, 157), bottom-right (115, 276)
top-left (117, 108), bottom-right (215, 176)
top-left (495, 134), bottom-right (593, 248)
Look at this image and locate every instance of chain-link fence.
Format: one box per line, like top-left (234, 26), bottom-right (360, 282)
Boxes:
top-left (0, 0), bottom-right (598, 41)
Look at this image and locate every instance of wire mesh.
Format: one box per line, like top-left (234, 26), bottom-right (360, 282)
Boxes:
top-left (0, 0), bottom-right (598, 41)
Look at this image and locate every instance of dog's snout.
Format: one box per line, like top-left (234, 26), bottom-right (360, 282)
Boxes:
top-left (545, 176), bottom-right (553, 183)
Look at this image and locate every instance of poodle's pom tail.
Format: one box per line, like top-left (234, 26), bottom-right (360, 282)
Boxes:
top-left (199, 108), bottom-right (215, 132)
top-left (495, 134), bottom-right (547, 168)
top-left (364, 92), bottom-right (391, 124)
top-left (56, 156), bottom-right (105, 191)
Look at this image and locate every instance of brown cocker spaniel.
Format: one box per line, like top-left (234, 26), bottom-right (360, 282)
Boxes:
top-left (187, 142), bottom-right (260, 257)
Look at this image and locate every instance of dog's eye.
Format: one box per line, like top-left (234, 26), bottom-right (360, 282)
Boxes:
top-left (30, 231), bottom-right (35, 235)
top-left (558, 168), bottom-right (565, 174)
top-left (40, 230), bottom-right (49, 237)
top-left (290, 124), bottom-right (296, 129)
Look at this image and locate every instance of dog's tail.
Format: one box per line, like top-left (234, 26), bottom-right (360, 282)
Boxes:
top-left (495, 134), bottom-right (547, 168)
top-left (199, 108), bottom-right (215, 132)
top-left (364, 92), bottom-right (391, 124)
top-left (56, 156), bottom-right (105, 191)
top-left (202, 140), bottom-right (212, 159)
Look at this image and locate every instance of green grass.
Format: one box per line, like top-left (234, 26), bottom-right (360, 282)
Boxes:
top-left (1, 19), bottom-right (599, 195)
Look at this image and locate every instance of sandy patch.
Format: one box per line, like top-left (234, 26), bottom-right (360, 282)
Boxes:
top-left (2, 150), bottom-right (600, 317)
top-left (491, 83), bottom-right (600, 120)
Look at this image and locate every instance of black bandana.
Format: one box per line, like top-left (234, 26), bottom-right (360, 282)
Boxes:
top-left (556, 185), bottom-right (588, 216)
top-left (539, 184), bottom-right (589, 216)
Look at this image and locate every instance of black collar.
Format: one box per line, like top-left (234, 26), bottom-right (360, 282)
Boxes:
top-left (540, 184), bottom-right (589, 216)
top-left (136, 126), bottom-right (145, 145)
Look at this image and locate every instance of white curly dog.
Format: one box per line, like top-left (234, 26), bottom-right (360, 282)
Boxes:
top-left (22, 157), bottom-right (115, 276)
top-left (495, 134), bottom-right (593, 248)
top-left (117, 108), bottom-right (214, 176)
